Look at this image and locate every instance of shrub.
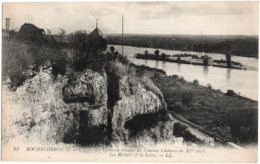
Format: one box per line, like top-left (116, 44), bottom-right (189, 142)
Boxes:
top-left (153, 72), bottom-right (161, 79)
top-left (68, 31), bottom-right (88, 51)
top-left (173, 122), bottom-right (203, 144)
top-left (181, 90), bottom-right (195, 106)
top-left (171, 74), bottom-right (179, 79)
top-left (161, 53), bottom-right (167, 60)
top-left (173, 122), bottom-right (188, 137)
top-left (177, 56), bottom-right (181, 63)
top-left (207, 83), bottom-right (212, 89)
top-left (154, 49), bottom-right (160, 59)
top-left (179, 76), bottom-right (185, 82)
top-left (105, 61), bottom-right (128, 78)
top-left (169, 102), bottom-right (186, 113)
top-left (127, 66), bottom-right (140, 89)
top-left (226, 89), bottom-right (236, 96)
top-left (110, 46), bottom-right (115, 53)
top-left (192, 79), bottom-right (199, 86)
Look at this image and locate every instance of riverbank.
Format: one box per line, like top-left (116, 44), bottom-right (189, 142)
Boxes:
top-left (133, 64), bottom-right (258, 146)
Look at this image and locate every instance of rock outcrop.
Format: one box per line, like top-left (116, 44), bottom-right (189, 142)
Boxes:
top-left (62, 70), bottom-right (109, 144)
top-left (63, 70), bottom-right (107, 107)
top-left (3, 68), bottom-right (175, 146)
top-left (112, 82), bottom-right (164, 141)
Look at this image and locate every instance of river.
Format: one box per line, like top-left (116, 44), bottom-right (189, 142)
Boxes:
top-left (109, 45), bottom-right (258, 101)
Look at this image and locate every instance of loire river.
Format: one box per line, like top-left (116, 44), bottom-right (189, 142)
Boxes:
top-left (109, 45), bottom-right (258, 101)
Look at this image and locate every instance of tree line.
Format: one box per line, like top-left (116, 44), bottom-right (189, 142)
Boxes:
top-left (107, 35), bottom-right (258, 58)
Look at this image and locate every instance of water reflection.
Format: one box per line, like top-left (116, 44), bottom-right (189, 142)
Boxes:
top-left (155, 61), bottom-right (159, 68)
top-left (177, 63), bottom-right (181, 72)
top-left (161, 61), bottom-right (166, 69)
top-left (203, 66), bottom-right (209, 76)
top-left (226, 69), bottom-right (231, 81)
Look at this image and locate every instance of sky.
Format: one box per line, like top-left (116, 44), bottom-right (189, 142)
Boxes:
top-left (2, 1), bottom-right (259, 35)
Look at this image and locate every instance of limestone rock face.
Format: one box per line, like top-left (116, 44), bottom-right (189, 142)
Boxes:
top-left (63, 70), bottom-right (107, 107)
top-left (112, 80), bottom-right (165, 141)
top-left (4, 68), bottom-right (174, 146)
top-left (62, 69), bottom-right (109, 144)
top-left (118, 76), bottom-right (130, 99)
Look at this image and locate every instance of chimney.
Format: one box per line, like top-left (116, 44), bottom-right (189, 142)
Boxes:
top-left (5, 18), bottom-right (10, 32)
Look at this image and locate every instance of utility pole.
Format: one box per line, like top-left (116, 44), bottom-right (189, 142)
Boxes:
top-left (5, 18), bottom-right (10, 32)
top-left (122, 15), bottom-right (124, 56)
top-left (96, 19), bottom-right (98, 28)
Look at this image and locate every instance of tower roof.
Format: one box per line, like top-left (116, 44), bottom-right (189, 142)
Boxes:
top-left (89, 27), bottom-right (105, 38)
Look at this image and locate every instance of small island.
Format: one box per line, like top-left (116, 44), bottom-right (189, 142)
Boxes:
top-left (135, 50), bottom-right (246, 70)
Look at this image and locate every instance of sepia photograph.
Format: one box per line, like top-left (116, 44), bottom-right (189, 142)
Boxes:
top-left (1, 1), bottom-right (259, 162)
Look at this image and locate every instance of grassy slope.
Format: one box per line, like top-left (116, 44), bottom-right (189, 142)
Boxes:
top-left (135, 65), bottom-right (258, 145)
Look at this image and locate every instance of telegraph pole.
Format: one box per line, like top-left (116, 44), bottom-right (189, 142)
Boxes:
top-left (122, 15), bottom-right (124, 56)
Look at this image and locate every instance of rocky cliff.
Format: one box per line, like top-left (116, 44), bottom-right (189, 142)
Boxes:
top-left (2, 68), bottom-right (175, 145)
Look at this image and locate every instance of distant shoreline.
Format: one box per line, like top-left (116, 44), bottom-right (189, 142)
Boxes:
top-left (107, 33), bottom-right (258, 58)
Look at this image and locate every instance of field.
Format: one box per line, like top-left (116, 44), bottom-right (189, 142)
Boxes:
top-left (107, 34), bottom-right (258, 58)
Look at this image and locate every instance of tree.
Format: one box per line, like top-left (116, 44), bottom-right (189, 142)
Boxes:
top-left (58, 28), bottom-right (66, 35)
top-left (144, 50), bottom-right (149, 58)
top-left (203, 55), bottom-right (209, 66)
top-left (161, 53), bottom-right (166, 60)
top-left (110, 46), bottom-right (115, 53)
top-left (223, 41), bottom-right (232, 68)
top-left (68, 31), bottom-right (88, 51)
top-left (46, 29), bottom-right (52, 35)
top-left (177, 56), bottom-right (181, 63)
top-left (19, 23), bottom-right (45, 43)
top-left (154, 49), bottom-right (160, 59)
top-left (226, 53), bottom-right (232, 68)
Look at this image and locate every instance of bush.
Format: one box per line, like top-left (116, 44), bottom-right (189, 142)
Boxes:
top-left (171, 74), bottom-right (179, 79)
top-left (192, 79), bottom-right (199, 86)
top-left (153, 72), bottom-right (161, 79)
top-left (154, 49), bottom-right (160, 59)
top-left (207, 83), bottom-right (212, 89)
top-left (169, 102), bottom-right (186, 113)
top-left (127, 66), bottom-right (140, 90)
top-left (68, 31), bottom-right (88, 51)
top-left (179, 76), bottom-right (185, 82)
top-left (181, 90), bottom-right (195, 106)
top-left (173, 122), bottom-right (203, 144)
top-left (161, 53), bottom-right (167, 60)
top-left (226, 89), bottom-right (236, 96)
